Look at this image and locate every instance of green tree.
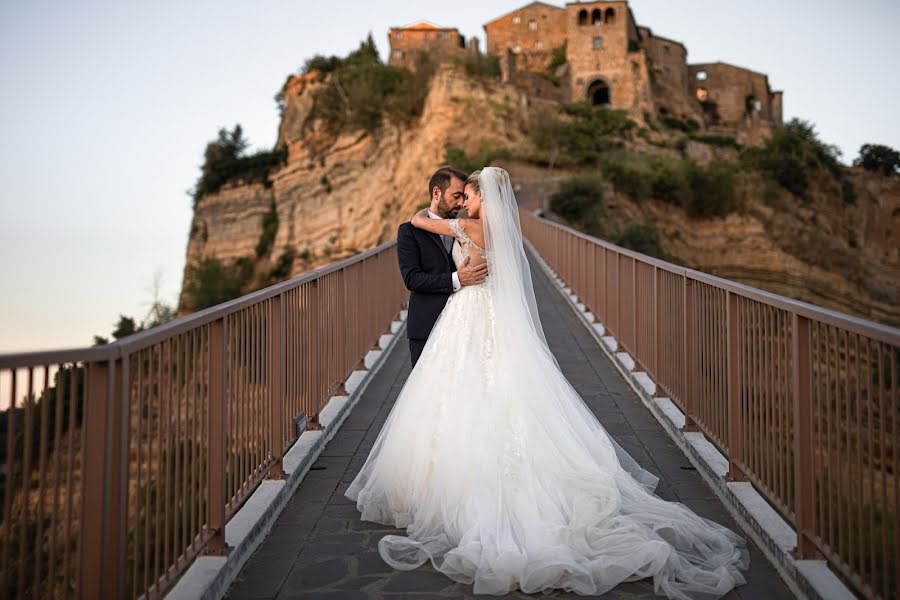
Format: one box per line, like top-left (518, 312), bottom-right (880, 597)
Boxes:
top-left (854, 143), bottom-right (900, 176)
top-left (615, 224), bottom-right (668, 260)
top-left (549, 175), bottom-right (606, 233)
top-left (741, 118), bottom-right (842, 198)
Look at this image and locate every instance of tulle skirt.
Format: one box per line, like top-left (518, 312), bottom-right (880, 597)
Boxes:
top-left (345, 282), bottom-right (750, 598)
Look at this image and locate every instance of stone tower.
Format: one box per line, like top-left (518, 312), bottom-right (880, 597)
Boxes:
top-left (563, 1), bottom-right (653, 115)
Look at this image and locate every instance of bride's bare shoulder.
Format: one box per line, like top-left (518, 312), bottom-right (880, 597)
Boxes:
top-left (456, 218), bottom-right (485, 246)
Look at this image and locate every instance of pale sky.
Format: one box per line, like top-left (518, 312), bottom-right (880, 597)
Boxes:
top-left (1, 0), bottom-right (897, 354)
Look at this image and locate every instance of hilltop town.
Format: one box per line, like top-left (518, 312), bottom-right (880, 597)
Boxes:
top-left (388, 0), bottom-right (782, 146)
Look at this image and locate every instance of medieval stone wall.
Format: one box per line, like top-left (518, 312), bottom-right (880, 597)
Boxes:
top-left (639, 28), bottom-right (703, 123)
top-left (688, 63), bottom-right (781, 129)
top-left (388, 24), bottom-right (467, 70)
top-left (564, 2), bottom-right (653, 114)
top-left (484, 1), bottom-right (567, 78)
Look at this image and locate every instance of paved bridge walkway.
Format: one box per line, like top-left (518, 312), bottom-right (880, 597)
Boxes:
top-left (224, 258), bottom-right (796, 600)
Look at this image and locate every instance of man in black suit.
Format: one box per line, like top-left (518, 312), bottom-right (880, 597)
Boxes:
top-left (397, 167), bottom-right (487, 367)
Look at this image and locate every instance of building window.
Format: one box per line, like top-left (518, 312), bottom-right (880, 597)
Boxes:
top-left (528, 19), bottom-right (537, 31)
top-left (514, 44), bottom-right (522, 54)
top-left (754, 99), bottom-right (762, 111)
top-left (663, 66), bottom-right (670, 76)
top-left (591, 9), bottom-right (602, 25)
top-left (535, 40), bottom-right (543, 50)
top-left (592, 36), bottom-right (602, 50)
top-left (393, 32), bottom-right (402, 40)
top-left (696, 70), bottom-right (708, 81)
top-left (663, 45), bottom-right (670, 55)
top-left (393, 50), bottom-right (404, 60)
top-left (604, 8), bottom-right (616, 24)
top-left (513, 15), bottom-right (521, 24)
top-left (696, 87), bottom-right (708, 101)
top-left (578, 9), bottom-right (588, 25)
top-left (441, 32), bottom-right (450, 41)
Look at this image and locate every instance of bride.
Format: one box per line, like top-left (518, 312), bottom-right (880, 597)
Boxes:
top-left (345, 167), bottom-right (750, 598)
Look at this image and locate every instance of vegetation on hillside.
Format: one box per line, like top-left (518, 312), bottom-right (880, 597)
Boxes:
top-left (457, 52), bottom-right (501, 80)
top-left (854, 143), bottom-right (900, 176)
top-left (739, 118), bottom-right (849, 200)
top-left (306, 34), bottom-right (437, 134)
top-left (444, 145), bottom-right (512, 174)
top-left (615, 224), bottom-right (668, 261)
top-left (548, 175), bottom-right (606, 234)
top-left (191, 124), bottom-right (287, 206)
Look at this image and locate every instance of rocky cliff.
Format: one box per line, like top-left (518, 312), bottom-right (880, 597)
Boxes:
top-left (179, 64), bottom-right (899, 325)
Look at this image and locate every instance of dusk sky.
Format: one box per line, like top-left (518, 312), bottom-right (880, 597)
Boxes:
top-left (1, 0), bottom-right (898, 353)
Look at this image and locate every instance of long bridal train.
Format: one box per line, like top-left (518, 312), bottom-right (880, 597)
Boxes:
top-left (345, 167), bottom-right (749, 598)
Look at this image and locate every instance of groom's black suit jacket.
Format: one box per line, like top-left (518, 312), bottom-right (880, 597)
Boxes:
top-left (397, 221), bottom-right (456, 341)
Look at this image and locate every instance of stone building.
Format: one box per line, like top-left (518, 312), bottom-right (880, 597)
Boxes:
top-left (484, 2), bottom-right (567, 75)
top-left (387, 21), bottom-right (470, 70)
top-left (483, 1), bottom-right (783, 138)
top-left (390, 2), bottom-right (783, 139)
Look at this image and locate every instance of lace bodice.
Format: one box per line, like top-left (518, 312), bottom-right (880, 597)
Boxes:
top-left (448, 218), bottom-right (484, 268)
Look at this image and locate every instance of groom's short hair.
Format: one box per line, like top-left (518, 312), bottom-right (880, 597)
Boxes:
top-left (428, 167), bottom-right (468, 199)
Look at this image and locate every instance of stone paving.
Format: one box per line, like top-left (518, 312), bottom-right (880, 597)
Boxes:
top-left (225, 258), bottom-right (797, 600)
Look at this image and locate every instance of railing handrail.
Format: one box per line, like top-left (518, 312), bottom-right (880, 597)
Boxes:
top-left (522, 208), bottom-right (899, 600)
top-left (525, 211), bottom-right (900, 345)
top-left (0, 239), bottom-right (398, 369)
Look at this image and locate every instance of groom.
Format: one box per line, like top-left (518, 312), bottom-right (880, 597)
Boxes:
top-left (397, 166), bottom-right (487, 367)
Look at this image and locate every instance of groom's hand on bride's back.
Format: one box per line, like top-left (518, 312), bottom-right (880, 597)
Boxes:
top-left (457, 257), bottom-right (488, 286)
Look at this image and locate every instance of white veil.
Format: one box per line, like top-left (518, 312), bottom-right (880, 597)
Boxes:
top-left (478, 166), bottom-right (659, 491)
top-left (480, 166), bottom-right (549, 351)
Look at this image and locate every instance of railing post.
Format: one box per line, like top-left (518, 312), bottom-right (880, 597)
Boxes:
top-left (683, 277), bottom-right (699, 431)
top-left (631, 257), bottom-right (637, 353)
top-left (615, 252), bottom-right (621, 337)
top-left (601, 247), bottom-right (607, 324)
top-left (307, 280), bottom-right (322, 430)
top-left (268, 295), bottom-right (285, 479)
top-left (205, 318), bottom-right (230, 555)
top-left (726, 291), bottom-right (745, 481)
top-left (79, 359), bottom-right (111, 600)
top-left (653, 266), bottom-right (660, 392)
top-left (792, 313), bottom-right (817, 558)
top-left (107, 358), bottom-right (128, 599)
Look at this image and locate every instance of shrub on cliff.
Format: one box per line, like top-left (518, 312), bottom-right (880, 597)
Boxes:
top-left (255, 199), bottom-right (279, 258)
top-left (854, 143), bottom-right (900, 176)
top-left (549, 175), bottom-right (605, 233)
top-left (597, 152), bottom-right (738, 218)
top-left (458, 53), bottom-right (501, 79)
top-left (615, 224), bottom-right (668, 260)
top-left (530, 103), bottom-right (633, 166)
top-left (182, 256), bottom-right (254, 311)
top-left (192, 124), bottom-right (287, 205)
top-left (741, 118), bottom-right (842, 198)
top-left (444, 144), bottom-right (511, 174)
top-left (311, 35), bottom-right (436, 134)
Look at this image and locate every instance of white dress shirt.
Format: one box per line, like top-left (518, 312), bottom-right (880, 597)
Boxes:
top-left (428, 210), bottom-right (461, 292)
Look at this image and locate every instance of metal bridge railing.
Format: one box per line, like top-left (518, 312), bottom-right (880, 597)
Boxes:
top-left (0, 241), bottom-right (407, 599)
top-left (522, 210), bottom-right (898, 600)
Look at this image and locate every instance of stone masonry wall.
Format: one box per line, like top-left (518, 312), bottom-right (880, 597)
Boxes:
top-left (565, 1), bottom-right (653, 114)
top-left (484, 1), bottom-right (567, 79)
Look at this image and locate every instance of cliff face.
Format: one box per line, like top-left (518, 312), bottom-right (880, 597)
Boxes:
top-left (179, 66), bottom-right (529, 311)
top-left (524, 162), bottom-right (899, 324)
top-left (179, 64), bottom-right (899, 325)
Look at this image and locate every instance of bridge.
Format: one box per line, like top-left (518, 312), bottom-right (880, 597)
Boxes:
top-left (0, 211), bottom-right (896, 600)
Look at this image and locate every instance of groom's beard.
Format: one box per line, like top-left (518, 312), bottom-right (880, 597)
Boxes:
top-left (436, 192), bottom-right (463, 219)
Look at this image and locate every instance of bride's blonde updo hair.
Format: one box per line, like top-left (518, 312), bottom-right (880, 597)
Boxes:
top-left (465, 170), bottom-right (482, 194)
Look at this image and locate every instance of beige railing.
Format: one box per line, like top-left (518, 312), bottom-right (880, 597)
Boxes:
top-left (522, 210), bottom-right (898, 600)
top-left (0, 241), bottom-right (407, 599)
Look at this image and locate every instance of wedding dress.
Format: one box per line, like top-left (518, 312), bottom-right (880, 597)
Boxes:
top-left (345, 167), bottom-right (749, 598)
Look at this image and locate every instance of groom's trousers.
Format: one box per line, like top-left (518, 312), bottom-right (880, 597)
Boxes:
top-left (409, 339), bottom-right (427, 368)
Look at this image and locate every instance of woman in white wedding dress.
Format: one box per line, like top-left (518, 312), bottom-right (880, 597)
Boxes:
top-left (345, 167), bottom-right (750, 598)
